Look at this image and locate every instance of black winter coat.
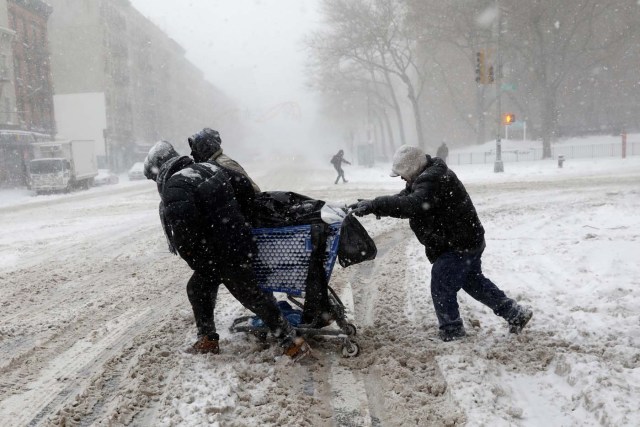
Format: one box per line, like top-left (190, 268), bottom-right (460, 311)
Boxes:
top-left (205, 159), bottom-right (257, 223)
top-left (156, 156), bottom-right (256, 272)
top-left (370, 155), bottom-right (485, 263)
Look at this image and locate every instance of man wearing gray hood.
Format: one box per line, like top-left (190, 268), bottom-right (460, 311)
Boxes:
top-left (144, 140), bottom-right (310, 361)
top-left (350, 145), bottom-right (532, 341)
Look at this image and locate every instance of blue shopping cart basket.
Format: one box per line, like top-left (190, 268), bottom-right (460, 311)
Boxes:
top-left (233, 221), bottom-right (360, 357)
top-left (250, 222), bottom-right (341, 296)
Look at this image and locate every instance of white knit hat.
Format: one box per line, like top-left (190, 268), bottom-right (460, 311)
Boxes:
top-left (390, 145), bottom-right (427, 179)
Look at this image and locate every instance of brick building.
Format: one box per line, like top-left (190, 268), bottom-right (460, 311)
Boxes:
top-left (0, 0), bottom-right (54, 187)
top-left (8, 0), bottom-right (55, 134)
top-left (48, 0), bottom-right (237, 171)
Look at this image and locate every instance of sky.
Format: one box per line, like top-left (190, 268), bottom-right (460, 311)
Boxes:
top-left (129, 0), bottom-right (330, 158)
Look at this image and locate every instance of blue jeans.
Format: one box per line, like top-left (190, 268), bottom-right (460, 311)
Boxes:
top-left (430, 246), bottom-right (515, 331)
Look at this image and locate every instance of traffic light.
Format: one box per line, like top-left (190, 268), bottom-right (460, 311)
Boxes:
top-left (475, 51), bottom-right (485, 84)
top-left (502, 113), bottom-right (516, 125)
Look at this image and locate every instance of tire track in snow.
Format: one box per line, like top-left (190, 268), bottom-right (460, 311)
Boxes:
top-left (0, 303), bottom-right (167, 426)
top-left (328, 222), bottom-right (466, 426)
top-left (328, 280), bottom-right (374, 426)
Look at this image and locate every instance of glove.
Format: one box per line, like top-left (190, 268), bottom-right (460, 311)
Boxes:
top-left (348, 199), bottom-right (375, 217)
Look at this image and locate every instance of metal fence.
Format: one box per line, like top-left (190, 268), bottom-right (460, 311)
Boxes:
top-left (448, 141), bottom-right (640, 165)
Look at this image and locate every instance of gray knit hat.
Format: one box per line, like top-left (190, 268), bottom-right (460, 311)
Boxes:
top-left (144, 140), bottom-right (179, 181)
top-left (390, 145), bottom-right (427, 180)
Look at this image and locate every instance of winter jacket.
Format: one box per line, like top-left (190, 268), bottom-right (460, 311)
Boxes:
top-left (188, 132), bottom-right (261, 193)
top-left (369, 155), bottom-right (485, 263)
top-left (205, 159), bottom-right (257, 223)
top-left (209, 148), bottom-right (261, 193)
top-left (331, 153), bottom-right (350, 167)
top-left (156, 156), bottom-right (256, 271)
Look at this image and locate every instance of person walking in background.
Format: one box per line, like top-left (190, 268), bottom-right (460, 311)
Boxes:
top-left (143, 140), bottom-right (310, 361)
top-left (349, 145), bottom-right (532, 342)
top-left (436, 141), bottom-right (449, 163)
top-left (331, 149), bottom-right (351, 184)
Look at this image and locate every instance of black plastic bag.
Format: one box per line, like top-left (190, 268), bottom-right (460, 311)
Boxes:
top-left (252, 191), bottom-right (325, 227)
top-left (338, 214), bottom-right (377, 267)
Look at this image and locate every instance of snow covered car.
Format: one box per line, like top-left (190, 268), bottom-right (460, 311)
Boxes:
top-left (128, 162), bottom-right (146, 180)
top-left (94, 169), bottom-right (119, 186)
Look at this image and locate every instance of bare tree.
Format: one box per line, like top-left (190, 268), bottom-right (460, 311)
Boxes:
top-left (503, 0), bottom-right (638, 157)
top-left (308, 0), bottom-right (432, 151)
top-left (307, 50), bottom-right (402, 158)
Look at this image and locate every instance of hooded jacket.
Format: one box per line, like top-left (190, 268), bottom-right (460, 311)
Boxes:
top-left (208, 148), bottom-right (261, 193)
top-left (156, 155), bottom-right (255, 271)
top-left (370, 155), bottom-right (485, 263)
top-left (188, 131), bottom-right (261, 193)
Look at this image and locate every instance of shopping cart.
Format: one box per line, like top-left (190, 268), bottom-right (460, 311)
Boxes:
top-left (229, 222), bottom-right (360, 357)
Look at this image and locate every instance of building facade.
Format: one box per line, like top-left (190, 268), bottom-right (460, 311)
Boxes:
top-left (8, 0), bottom-right (55, 134)
top-left (48, 0), bottom-right (233, 171)
top-left (0, 0), bottom-right (54, 187)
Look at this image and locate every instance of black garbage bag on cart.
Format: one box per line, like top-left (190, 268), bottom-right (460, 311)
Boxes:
top-left (252, 191), bottom-right (325, 227)
top-left (252, 191), bottom-right (334, 325)
top-left (337, 214), bottom-right (377, 268)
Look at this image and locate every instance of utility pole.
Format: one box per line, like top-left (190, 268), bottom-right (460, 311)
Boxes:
top-left (494, 0), bottom-right (504, 173)
top-left (103, 128), bottom-right (110, 170)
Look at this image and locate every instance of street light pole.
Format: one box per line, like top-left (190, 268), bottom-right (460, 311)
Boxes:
top-left (102, 128), bottom-right (109, 169)
top-left (494, 0), bottom-right (504, 173)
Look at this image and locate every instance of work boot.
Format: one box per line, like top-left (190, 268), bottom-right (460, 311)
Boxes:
top-left (438, 326), bottom-right (466, 342)
top-left (282, 336), bottom-right (311, 362)
top-left (185, 334), bottom-right (220, 354)
top-left (508, 306), bottom-right (533, 334)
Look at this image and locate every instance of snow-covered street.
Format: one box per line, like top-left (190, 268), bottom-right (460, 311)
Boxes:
top-left (1, 157), bottom-right (639, 426)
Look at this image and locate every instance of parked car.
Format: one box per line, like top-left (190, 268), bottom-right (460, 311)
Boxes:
top-left (94, 169), bottom-right (119, 186)
top-left (128, 162), bottom-right (146, 180)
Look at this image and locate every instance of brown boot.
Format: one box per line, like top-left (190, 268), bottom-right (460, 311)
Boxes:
top-left (282, 336), bottom-right (311, 362)
top-left (185, 335), bottom-right (220, 354)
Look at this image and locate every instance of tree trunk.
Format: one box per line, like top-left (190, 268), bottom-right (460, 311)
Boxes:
top-left (405, 78), bottom-right (426, 151)
top-left (381, 68), bottom-right (407, 146)
top-left (381, 108), bottom-right (396, 159)
top-left (375, 113), bottom-right (387, 158)
top-left (540, 88), bottom-right (556, 159)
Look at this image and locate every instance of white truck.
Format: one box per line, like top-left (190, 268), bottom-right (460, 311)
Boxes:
top-left (29, 140), bottom-right (98, 194)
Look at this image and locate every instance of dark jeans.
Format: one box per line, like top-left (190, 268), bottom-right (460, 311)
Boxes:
top-left (334, 166), bottom-right (346, 183)
top-left (430, 246), bottom-right (515, 331)
top-left (187, 263), bottom-right (291, 340)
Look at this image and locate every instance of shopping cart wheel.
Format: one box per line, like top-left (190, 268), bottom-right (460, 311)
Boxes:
top-left (342, 323), bottom-right (357, 337)
top-left (341, 341), bottom-right (360, 358)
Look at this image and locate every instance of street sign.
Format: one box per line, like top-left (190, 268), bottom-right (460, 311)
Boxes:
top-left (501, 83), bottom-right (517, 92)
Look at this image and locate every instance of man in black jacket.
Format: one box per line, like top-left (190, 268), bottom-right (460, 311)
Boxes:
top-left (189, 134), bottom-right (334, 327)
top-left (350, 145), bottom-right (532, 341)
top-left (144, 141), bottom-right (310, 360)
